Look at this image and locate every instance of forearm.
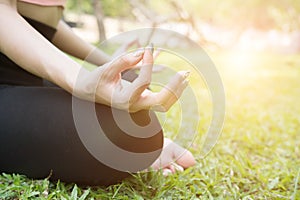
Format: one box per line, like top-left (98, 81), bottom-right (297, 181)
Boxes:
top-left (0, 2), bottom-right (188, 113)
top-left (52, 20), bottom-right (111, 66)
top-left (0, 3), bottom-right (81, 93)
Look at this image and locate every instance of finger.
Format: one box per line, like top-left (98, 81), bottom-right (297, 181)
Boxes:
top-left (159, 79), bottom-right (189, 111)
top-left (152, 64), bottom-right (166, 73)
top-left (135, 48), bottom-right (160, 70)
top-left (104, 50), bottom-right (144, 79)
top-left (153, 49), bottom-right (161, 60)
top-left (136, 39), bottom-right (141, 48)
top-left (126, 47), bottom-right (154, 102)
top-left (165, 78), bottom-right (189, 103)
top-left (161, 71), bottom-right (189, 99)
top-left (136, 46), bottom-right (153, 80)
top-left (125, 38), bottom-right (140, 49)
top-left (142, 45), bottom-right (154, 65)
top-left (130, 77), bottom-right (188, 112)
top-left (151, 71), bottom-right (190, 112)
top-left (134, 64), bottom-right (166, 72)
top-left (129, 75), bottom-right (189, 112)
top-left (112, 39), bottom-right (140, 58)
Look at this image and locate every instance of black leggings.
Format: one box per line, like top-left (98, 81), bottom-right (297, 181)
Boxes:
top-left (0, 85), bottom-right (163, 186)
top-left (0, 16), bottom-right (163, 186)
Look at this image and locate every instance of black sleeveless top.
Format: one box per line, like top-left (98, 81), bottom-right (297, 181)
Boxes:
top-left (0, 17), bottom-right (57, 86)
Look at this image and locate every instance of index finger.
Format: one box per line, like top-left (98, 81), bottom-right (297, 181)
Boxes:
top-left (104, 50), bottom-right (144, 79)
top-left (127, 46), bottom-right (154, 102)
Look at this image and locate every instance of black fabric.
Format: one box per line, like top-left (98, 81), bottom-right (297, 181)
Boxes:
top-left (0, 16), bottom-right (56, 86)
top-left (0, 86), bottom-right (163, 186)
top-left (23, 16), bottom-right (57, 41)
top-left (0, 17), bottom-right (163, 186)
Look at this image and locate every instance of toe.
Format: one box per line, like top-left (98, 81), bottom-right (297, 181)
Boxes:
top-left (176, 150), bottom-right (196, 169)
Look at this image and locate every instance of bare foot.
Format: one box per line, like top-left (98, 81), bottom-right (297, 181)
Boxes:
top-left (150, 138), bottom-right (196, 176)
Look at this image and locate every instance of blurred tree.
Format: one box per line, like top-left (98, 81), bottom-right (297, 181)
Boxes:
top-left (66, 0), bottom-right (93, 14)
top-left (93, 0), bottom-right (106, 42)
top-left (66, 0), bottom-right (133, 42)
top-left (66, 0), bottom-right (132, 17)
top-left (65, 0), bottom-right (300, 44)
top-left (101, 0), bottom-right (132, 18)
top-left (182, 0), bottom-right (300, 31)
top-left (66, 0), bottom-right (300, 32)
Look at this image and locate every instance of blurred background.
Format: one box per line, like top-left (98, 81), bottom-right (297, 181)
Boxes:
top-left (64, 0), bottom-right (300, 54)
top-left (63, 0), bottom-right (300, 153)
top-left (63, 2), bottom-right (300, 198)
top-left (1, 1), bottom-right (299, 199)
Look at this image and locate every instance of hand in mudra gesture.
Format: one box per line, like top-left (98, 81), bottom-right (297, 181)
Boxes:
top-left (74, 46), bottom-right (190, 113)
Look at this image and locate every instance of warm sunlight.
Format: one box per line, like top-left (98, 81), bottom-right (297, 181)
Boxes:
top-left (225, 50), bottom-right (257, 73)
top-left (1, 0), bottom-right (299, 199)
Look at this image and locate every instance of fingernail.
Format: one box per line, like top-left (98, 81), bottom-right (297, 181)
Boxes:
top-left (183, 79), bottom-right (189, 85)
top-left (150, 43), bottom-right (154, 54)
top-left (146, 43), bottom-right (154, 54)
top-left (133, 49), bottom-right (144, 57)
top-left (183, 70), bottom-right (191, 78)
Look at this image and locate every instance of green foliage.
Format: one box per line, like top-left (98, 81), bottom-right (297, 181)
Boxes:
top-left (182, 0), bottom-right (300, 31)
top-left (101, 0), bottom-right (132, 18)
top-left (65, 0), bottom-right (300, 31)
top-left (1, 51), bottom-right (300, 199)
top-left (65, 0), bottom-right (132, 18)
top-left (66, 0), bottom-right (93, 14)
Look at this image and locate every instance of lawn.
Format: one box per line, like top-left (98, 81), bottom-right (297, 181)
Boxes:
top-left (0, 50), bottom-right (299, 199)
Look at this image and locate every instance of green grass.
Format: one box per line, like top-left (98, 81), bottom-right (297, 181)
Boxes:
top-left (1, 51), bottom-right (300, 199)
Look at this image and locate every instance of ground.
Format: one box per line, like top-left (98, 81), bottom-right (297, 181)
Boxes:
top-left (0, 50), bottom-right (299, 199)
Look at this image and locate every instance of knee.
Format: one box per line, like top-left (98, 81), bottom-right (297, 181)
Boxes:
top-left (98, 108), bottom-right (164, 154)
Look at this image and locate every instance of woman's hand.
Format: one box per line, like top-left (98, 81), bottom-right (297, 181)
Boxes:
top-left (74, 47), bottom-right (190, 112)
top-left (112, 38), bottom-right (139, 59)
top-left (0, 3), bottom-right (188, 113)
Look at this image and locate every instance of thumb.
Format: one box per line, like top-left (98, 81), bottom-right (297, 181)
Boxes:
top-left (142, 44), bottom-right (154, 65)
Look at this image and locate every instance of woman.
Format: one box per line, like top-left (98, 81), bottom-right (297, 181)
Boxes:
top-left (0, 0), bottom-right (195, 186)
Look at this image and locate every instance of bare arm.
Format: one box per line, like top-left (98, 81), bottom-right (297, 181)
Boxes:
top-left (0, 0), bottom-right (189, 112)
top-left (0, 2), bottom-right (79, 92)
top-left (51, 20), bottom-right (111, 66)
